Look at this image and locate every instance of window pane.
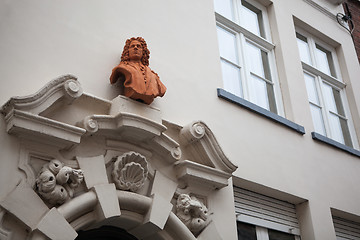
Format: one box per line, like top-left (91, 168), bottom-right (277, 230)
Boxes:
top-left (315, 44), bottom-right (335, 77)
top-left (268, 229), bottom-right (295, 240)
top-left (262, 50), bottom-right (271, 81)
top-left (221, 60), bottom-right (243, 97)
top-left (246, 42), bottom-right (265, 78)
top-left (329, 113), bottom-right (345, 144)
top-left (241, 1), bottom-right (263, 37)
top-left (250, 74), bottom-right (269, 110)
top-left (310, 104), bottom-right (326, 136)
top-left (340, 118), bottom-right (353, 147)
top-left (214, 0), bottom-right (234, 20)
top-left (332, 88), bottom-right (346, 116)
top-left (237, 222), bottom-right (257, 240)
top-left (322, 83), bottom-right (337, 113)
top-left (304, 73), bottom-right (319, 105)
top-left (296, 33), bottom-right (312, 65)
top-left (322, 84), bottom-right (352, 146)
top-left (217, 26), bottom-right (238, 64)
top-left (267, 82), bottom-right (277, 114)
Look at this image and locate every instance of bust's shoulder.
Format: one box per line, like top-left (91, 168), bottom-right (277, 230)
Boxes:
top-left (150, 69), bottom-right (159, 79)
top-left (117, 61), bottom-right (135, 70)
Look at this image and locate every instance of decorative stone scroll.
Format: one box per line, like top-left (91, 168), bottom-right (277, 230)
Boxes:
top-left (175, 194), bottom-right (209, 236)
top-left (112, 151), bottom-right (148, 192)
top-left (35, 159), bottom-right (83, 206)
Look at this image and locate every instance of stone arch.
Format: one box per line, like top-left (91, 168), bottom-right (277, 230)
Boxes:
top-left (56, 191), bottom-right (196, 240)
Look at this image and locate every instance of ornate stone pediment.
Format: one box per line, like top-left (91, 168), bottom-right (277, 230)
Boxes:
top-left (0, 75), bottom-right (237, 240)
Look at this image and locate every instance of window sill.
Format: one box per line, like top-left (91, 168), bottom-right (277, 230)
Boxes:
top-left (217, 88), bottom-right (305, 134)
top-left (311, 132), bottom-right (360, 157)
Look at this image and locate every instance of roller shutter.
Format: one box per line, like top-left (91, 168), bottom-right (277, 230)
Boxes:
top-left (333, 216), bottom-right (360, 240)
top-left (234, 186), bottom-right (300, 235)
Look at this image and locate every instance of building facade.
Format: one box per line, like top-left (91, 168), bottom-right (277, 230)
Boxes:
top-left (1, 0), bottom-right (360, 239)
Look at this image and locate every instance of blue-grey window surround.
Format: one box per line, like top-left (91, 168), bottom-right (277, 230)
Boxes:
top-left (311, 132), bottom-right (360, 157)
top-left (217, 88), bottom-right (305, 134)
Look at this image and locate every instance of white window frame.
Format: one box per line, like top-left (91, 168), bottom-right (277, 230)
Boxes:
top-left (296, 27), bottom-right (359, 149)
top-left (257, 226), bottom-right (301, 240)
top-left (215, 0), bottom-right (284, 116)
top-left (237, 222), bottom-right (301, 240)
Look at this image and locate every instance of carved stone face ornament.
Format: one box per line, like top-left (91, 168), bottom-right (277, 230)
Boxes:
top-left (175, 194), bottom-right (209, 236)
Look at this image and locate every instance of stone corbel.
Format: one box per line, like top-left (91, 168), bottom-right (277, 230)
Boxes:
top-left (174, 160), bottom-right (231, 192)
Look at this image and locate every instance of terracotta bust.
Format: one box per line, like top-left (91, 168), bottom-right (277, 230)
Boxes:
top-left (110, 37), bottom-right (166, 104)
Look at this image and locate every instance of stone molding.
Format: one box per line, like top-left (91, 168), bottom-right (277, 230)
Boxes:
top-left (57, 190), bottom-right (198, 240)
top-left (0, 75), bottom-right (236, 239)
top-left (0, 75), bottom-right (86, 149)
top-left (180, 121), bottom-right (238, 173)
top-left (1, 75), bottom-right (82, 117)
top-left (302, 0), bottom-right (338, 21)
top-left (174, 160), bottom-right (231, 192)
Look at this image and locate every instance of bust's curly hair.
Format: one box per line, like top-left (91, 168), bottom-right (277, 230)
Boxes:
top-left (120, 37), bottom-right (150, 66)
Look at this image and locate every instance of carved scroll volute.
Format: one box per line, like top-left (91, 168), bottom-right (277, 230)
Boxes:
top-left (179, 122), bottom-right (206, 146)
top-left (35, 159), bottom-right (84, 206)
top-left (112, 152), bottom-right (148, 192)
top-left (171, 147), bottom-right (182, 160)
top-left (82, 116), bottom-right (99, 133)
top-left (64, 79), bottom-right (83, 100)
top-left (175, 194), bottom-right (209, 236)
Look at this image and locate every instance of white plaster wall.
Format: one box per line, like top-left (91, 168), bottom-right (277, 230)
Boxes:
top-left (1, 0), bottom-right (360, 239)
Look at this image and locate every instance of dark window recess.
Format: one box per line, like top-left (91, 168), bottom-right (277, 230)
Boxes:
top-left (76, 226), bottom-right (138, 240)
top-left (237, 221), bottom-right (257, 240)
top-left (268, 229), bottom-right (295, 240)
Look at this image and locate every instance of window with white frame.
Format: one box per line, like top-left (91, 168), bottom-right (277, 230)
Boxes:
top-left (237, 222), bottom-right (300, 240)
top-left (296, 29), bottom-right (355, 147)
top-left (214, 0), bottom-right (282, 114)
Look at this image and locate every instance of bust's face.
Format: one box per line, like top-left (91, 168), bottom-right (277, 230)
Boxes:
top-left (128, 40), bottom-right (143, 61)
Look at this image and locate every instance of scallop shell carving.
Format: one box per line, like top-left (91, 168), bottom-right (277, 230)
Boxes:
top-left (112, 151), bottom-right (148, 192)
